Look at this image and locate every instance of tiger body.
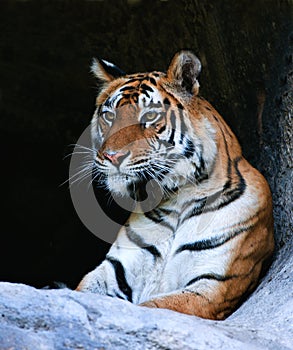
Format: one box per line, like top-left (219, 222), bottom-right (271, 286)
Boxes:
top-left (76, 51), bottom-right (274, 320)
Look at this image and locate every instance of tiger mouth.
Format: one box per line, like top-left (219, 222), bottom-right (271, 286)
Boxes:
top-left (105, 167), bottom-right (161, 187)
top-left (107, 174), bottom-right (135, 182)
top-left (107, 165), bottom-right (167, 181)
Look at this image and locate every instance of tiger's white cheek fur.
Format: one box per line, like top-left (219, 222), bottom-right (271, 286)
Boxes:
top-left (91, 113), bottom-right (99, 149)
top-left (201, 117), bottom-right (218, 166)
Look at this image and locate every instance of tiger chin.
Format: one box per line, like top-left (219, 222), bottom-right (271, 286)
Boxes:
top-left (76, 50), bottom-right (274, 320)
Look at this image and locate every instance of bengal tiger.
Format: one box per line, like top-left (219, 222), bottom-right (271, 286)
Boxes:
top-left (76, 51), bottom-right (274, 320)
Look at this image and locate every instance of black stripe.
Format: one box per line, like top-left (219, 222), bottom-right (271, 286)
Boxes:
top-left (185, 273), bottom-right (236, 287)
top-left (132, 93), bottom-right (139, 103)
top-left (144, 208), bottom-right (175, 231)
top-left (182, 158), bottom-right (246, 222)
top-left (126, 77), bottom-right (144, 84)
top-left (178, 107), bottom-right (187, 144)
top-left (193, 145), bottom-right (208, 181)
top-left (159, 207), bottom-right (174, 215)
top-left (183, 139), bottom-right (195, 158)
top-left (106, 257), bottom-right (132, 302)
top-left (126, 227), bottom-right (162, 259)
top-left (199, 153), bottom-right (205, 172)
top-left (120, 86), bottom-right (135, 92)
top-left (214, 157), bottom-right (246, 211)
top-left (219, 127), bottom-right (232, 191)
top-left (114, 292), bottom-right (126, 300)
top-left (132, 158), bottom-right (148, 166)
top-left (140, 83), bottom-right (154, 92)
top-left (157, 125), bottom-right (166, 134)
top-left (181, 189), bottom-right (222, 220)
top-left (116, 98), bottom-right (129, 108)
top-left (163, 97), bottom-right (171, 106)
top-left (220, 157), bottom-right (246, 204)
top-left (175, 224), bottom-right (253, 254)
top-left (144, 246), bottom-right (162, 259)
top-left (104, 98), bottom-right (111, 108)
top-left (140, 90), bottom-right (150, 98)
top-left (150, 77), bottom-right (157, 85)
top-left (213, 114), bottom-right (219, 123)
top-left (168, 111), bottom-right (176, 146)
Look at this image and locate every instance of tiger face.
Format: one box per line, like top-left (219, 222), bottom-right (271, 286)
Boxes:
top-left (91, 52), bottom-right (215, 198)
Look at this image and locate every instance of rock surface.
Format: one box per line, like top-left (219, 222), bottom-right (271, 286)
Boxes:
top-left (0, 257), bottom-right (292, 350)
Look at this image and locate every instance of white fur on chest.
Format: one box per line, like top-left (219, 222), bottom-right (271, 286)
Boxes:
top-left (107, 185), bottom-right (257, 303)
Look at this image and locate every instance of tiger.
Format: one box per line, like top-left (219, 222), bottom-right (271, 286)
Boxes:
top-left (76, 50), bottom-right (274, 320)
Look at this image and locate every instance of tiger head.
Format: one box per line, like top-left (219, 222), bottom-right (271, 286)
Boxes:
top-left (91, 51), bottom-right (217, 199)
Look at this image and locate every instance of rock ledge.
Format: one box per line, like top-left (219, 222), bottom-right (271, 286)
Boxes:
top-left (0, 257), bottom-right (292, 350)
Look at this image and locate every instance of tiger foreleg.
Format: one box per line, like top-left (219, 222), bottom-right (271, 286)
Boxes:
top-left (140, 291), bottom-right (233, 320)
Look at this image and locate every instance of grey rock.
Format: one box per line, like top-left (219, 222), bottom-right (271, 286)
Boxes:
top-left (0, 266), bottom-right (292, 350)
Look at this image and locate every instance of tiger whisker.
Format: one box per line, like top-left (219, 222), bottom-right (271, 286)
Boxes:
top-left (61, 161), bottom-right (96, 188)
top-left (69, 169), bottom-right (95, 188)
top-left (68, 143), bottom-right (95, 152)
top-left (63, 151), bottom-right (94, 161)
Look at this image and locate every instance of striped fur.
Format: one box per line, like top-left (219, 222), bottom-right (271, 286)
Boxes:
top-left (76, 51), bottom-right (274, 320)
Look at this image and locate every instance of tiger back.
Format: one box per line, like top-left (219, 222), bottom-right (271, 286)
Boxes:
top-left (76, 51), bottom-right (274, 320)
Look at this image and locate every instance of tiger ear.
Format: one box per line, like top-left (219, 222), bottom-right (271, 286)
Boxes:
top-left (91, 58), bottom-right (126, 82)
top-left (167, 51), bottom-right (201, 95)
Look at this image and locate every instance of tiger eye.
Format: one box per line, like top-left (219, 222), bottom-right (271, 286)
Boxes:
top-left (103, 111), bottom-right (115, 122)
top-left (144, 112), bottom-right (157, 121)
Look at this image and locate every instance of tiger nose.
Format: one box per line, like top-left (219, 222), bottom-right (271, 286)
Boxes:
top-left (103, 151), bottom-right (127, 165)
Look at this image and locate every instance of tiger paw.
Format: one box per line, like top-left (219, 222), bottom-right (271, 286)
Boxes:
top-left (139, 300), bottom-right (160, 308)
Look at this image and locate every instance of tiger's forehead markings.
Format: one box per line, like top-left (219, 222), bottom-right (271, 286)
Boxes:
top-left (105, 74), bottom-right (163, 110)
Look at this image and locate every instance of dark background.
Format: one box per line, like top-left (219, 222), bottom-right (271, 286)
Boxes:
top-left (0, 0), bottom-right (292, 289)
